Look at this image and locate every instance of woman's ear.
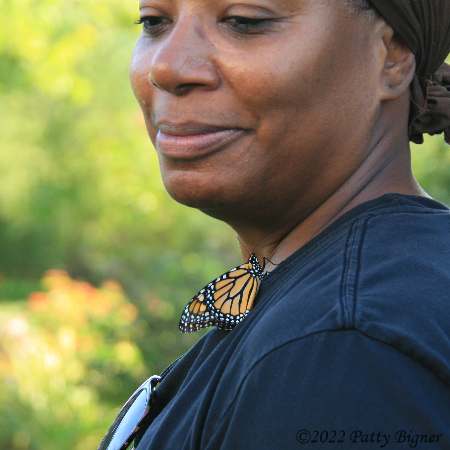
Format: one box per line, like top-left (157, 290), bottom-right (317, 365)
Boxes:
top-left (378, 25), bottom-right (416, 101)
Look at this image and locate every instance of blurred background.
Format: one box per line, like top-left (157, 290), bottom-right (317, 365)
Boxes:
top-left (0, 1), bottom-right (448, 449)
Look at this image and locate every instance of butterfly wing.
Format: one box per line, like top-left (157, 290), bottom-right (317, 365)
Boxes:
top-left (179, 255), bottom-right (264, 333)
top-left (205, 262), bottom-right (261, 329)
top-left (179, 287), bottom-right (215, 333)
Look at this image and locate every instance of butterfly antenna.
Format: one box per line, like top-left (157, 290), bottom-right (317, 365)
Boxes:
top-left (237, 235), bottom-right (280, 267)
top-left (263, 256), bottom-right (279, 266)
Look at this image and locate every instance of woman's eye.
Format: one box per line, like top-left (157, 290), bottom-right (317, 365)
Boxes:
top-left (223, 16), bottom-right (275, 35)
top-left (134, 15), bottom-right (275, 38)
top-left (135, 16), bottom-right (169, 37)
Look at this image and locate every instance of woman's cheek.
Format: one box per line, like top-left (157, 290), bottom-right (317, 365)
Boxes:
top-left (130, 40), bottom-right (153, 103)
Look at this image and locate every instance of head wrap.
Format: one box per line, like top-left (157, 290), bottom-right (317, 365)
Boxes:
top-left (368, 0), bottom-right (450, 144)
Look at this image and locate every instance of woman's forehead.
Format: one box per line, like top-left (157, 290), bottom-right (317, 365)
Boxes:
top-left (138, 0), bottom-right (315, 11)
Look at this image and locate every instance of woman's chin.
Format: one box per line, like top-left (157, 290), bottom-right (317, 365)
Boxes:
top-left (161, 169), bottom-right (234, 211)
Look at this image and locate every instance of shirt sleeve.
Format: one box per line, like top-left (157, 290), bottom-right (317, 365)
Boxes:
top-left (204, 330), bottom-right (450, 450)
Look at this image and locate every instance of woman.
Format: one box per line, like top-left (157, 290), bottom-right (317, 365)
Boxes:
top-left (99, 0), bottom-right (450, 449)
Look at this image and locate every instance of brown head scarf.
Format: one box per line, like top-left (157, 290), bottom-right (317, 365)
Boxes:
top-left (368, 0), bottom-right (450, 144)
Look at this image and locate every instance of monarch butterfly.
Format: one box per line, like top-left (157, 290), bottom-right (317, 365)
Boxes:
top-left (179, 253), bottom-right (268, 333)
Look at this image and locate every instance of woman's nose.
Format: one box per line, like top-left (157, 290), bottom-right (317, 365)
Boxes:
top-left (147, 17), bottom-right (220, 96)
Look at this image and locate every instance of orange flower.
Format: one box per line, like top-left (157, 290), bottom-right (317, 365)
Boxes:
top-left (28, 292), bottom-right (49, 311)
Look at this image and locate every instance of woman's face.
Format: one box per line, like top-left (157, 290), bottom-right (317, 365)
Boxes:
top-left (130, 0), bottom-right (381, 224)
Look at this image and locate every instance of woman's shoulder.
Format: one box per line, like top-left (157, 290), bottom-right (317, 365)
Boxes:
top-left (238, 195), bottom-right (450, 384)
top-left (355, 192), bottom-right (450, 339)
top-left (354, 193), bottom-right (450, 308)
top-left (353, 196), bottom-right (450, 384)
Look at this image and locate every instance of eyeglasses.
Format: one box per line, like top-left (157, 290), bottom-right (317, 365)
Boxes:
top-left (97, 374), bottom-right (161, 450)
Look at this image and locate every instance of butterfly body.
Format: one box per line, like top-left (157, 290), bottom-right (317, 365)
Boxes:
top-left (179, 253), bottom-right (267, 333)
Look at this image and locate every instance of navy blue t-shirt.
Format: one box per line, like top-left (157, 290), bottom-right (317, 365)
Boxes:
top-left (135, 193), bottom-right (450, 450)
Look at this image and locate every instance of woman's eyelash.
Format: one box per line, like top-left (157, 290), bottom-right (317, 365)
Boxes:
top-left (134, 16), bottom-right (275, 37)
top-left (134, 16), bottom-right (167, 36)
top-left (223, 16), bottom-right (275, 34)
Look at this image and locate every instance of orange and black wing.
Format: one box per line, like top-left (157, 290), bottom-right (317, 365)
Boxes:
top-left (179, 254), bottom-right (264, 333)
top-left (204, 262), bottom-right (261, 329)
top-left (179, 288), bottom-right (215, 333)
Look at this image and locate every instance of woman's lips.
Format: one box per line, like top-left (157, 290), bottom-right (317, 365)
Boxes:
top-left (155, 128), bottom-right (247, 160)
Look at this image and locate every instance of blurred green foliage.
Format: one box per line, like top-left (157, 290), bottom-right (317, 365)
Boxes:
top-left (0, 2), bottom-right (238, 447)
top-left (0, 271), bottom-right (146, 449)
top-left (0, 0), bottom-right (448, 448)
top-left (0, 0), bottom-right (237, 292)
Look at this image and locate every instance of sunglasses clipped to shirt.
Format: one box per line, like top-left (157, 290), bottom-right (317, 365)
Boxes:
top-left (97, 351), bottom-right (185, 450)
top-left (97, 374), bottom-right (161, 450)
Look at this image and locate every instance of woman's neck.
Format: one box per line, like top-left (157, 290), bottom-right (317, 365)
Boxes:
top-left (234, 134), bottom-right (427, 271)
